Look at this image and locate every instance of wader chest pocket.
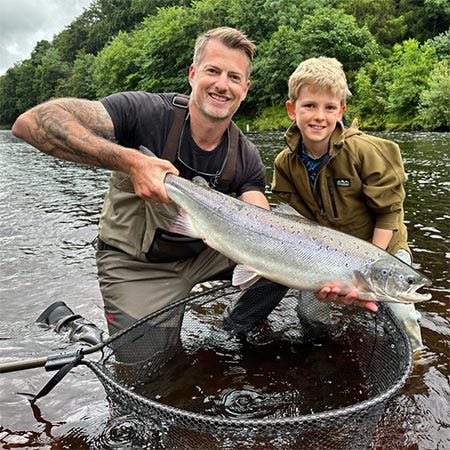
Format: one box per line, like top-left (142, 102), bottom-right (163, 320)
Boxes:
top-left (146, 228), bottom-right (207, 263)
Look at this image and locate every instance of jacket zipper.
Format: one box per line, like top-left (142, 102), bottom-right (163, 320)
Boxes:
top-left (326, 176), bottom-right (339, 218)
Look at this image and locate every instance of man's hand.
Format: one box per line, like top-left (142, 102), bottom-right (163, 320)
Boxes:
top-left (128, 153), bottom-right (179, 204)
top-left (316, 286), bottom-right (378, 312)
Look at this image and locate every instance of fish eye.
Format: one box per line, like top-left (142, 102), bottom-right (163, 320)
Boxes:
top-left (407, 277), bottom-right (415, 285)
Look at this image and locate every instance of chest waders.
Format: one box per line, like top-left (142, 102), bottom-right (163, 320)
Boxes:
top-left (145, 94), bottom-right (241, 263)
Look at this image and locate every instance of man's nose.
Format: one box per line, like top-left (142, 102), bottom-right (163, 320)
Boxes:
top-left (214, 73), bottom-right (229, 91)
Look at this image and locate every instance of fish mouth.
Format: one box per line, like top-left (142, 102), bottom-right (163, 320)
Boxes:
top-left (397, 290), bottom-right (432, 303)
top-left (397, 281), bottom-right (432, 303)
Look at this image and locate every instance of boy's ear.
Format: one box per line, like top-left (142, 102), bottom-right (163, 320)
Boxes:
top-left (285, 101), bottom-right (296, 121)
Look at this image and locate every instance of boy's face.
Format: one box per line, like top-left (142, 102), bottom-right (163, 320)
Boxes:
top-left (286, 85), bottom-right (346, 153)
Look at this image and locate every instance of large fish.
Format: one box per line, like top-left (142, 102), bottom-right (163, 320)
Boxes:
top-left (141, 147), bottom-right (432, 304)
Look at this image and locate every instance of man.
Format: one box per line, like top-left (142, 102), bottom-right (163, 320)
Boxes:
top-left (12, 27), bottom-right (270, 363)
top-left (13, 28), bottom-right (374, 363)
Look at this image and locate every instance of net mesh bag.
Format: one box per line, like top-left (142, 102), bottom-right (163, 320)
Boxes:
top-left (83, 282), bottom-right (412, 449)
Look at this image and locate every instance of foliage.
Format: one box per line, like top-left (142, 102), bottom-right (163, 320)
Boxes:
top-left (297, 7), bottom-right (380, 74)
top-left (249, 26), bottom-right (304, 108)
top-left (415, 59), bottom-right (450, 130)
top-left (249, 104), bottom-right (292, 131)
top-left (385, 39), bottom-right (437, 128)
top-left (0, 0), bottom-right (449, 130)
top-left (429, 29), bottom-right (450, 57)
top-left (56, 52), bottom-right (97, 99)
top-left (335, 0), bottom-right (408, 49)
top-left (93, 30), bottom-right (143, 97)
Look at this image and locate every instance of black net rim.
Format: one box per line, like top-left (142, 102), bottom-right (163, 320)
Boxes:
top-left (83, 282), bottom-right (413, 428)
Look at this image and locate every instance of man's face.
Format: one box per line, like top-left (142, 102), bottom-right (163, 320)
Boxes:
top-left (189, 39), bottom-right (251, 121)
top-left (286, 85), bottom-right (346, 152)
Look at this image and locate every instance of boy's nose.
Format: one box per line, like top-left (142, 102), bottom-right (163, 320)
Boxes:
top-left (314, 108), bottom-right (326, 120)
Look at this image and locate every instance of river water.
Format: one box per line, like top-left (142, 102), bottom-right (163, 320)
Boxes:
top-left (0, 129), bottom-right (448, 448)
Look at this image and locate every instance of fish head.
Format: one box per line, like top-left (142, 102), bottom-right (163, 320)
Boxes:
top-left (355, 257), bottom-right (432, 303)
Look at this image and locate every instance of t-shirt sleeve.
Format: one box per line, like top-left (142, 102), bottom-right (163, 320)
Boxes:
top-left (100, 91), bottom-right (171, 155)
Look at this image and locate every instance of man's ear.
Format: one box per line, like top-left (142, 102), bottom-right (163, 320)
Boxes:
top-left (241, 80), bottom-right (251, 101)
top-left (188, 64), bottom-right (195, 87)
top-left (285, 100), bottom-right (296, 121)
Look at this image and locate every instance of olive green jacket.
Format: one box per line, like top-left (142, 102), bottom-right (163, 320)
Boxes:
top-left (272, 120), bottom-right (410, 254)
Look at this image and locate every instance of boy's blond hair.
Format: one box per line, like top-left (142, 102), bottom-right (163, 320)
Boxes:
top-left (288, 57), bottom-right (352, 104)
top-left (193, 27), bottom-right (256, 78)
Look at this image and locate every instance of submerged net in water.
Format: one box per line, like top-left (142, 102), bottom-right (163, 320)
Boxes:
top-left (83, 282), bottom-right (412, 449)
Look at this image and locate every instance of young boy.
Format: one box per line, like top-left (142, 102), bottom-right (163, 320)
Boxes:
top-left (225, 57), bottom-right (423, 352)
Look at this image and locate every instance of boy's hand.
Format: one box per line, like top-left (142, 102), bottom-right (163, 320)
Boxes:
top-left (316, 286), bottom-right (378, 312)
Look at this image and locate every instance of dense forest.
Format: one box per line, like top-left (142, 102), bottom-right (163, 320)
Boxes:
top-left (0, 0), bottom-right (449, 130)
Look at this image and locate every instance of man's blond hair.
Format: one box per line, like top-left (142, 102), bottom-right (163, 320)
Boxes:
top-left (193, 27), bottom-right (256, 78)
top-left (288, 57), bottom-right (352, 104)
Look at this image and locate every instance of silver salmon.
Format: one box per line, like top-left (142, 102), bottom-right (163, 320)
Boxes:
top-left (162, 174), bottom-right (431, 304)
top-left (137, 146), bottom-right (431, 303)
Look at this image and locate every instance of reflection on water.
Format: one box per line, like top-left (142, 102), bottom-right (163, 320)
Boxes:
top-left (0, 130), bottom-right (449, 448)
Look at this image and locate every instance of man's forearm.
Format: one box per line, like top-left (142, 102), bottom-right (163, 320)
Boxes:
top-left (12, 98), bottom-right (135, 172)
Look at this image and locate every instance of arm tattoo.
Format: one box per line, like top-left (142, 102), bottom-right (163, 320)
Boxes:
top-left (31, 98), bottom-right (123, 170)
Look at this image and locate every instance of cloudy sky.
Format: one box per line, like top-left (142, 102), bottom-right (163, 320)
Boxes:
top-left (0, 0), bottom-right (94, 75)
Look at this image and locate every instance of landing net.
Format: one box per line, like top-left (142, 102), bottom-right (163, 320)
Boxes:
top-left (83, 282), bottom-right (412, 449)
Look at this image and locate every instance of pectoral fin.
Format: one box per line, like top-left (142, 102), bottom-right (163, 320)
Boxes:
top-left (232, 265), bottom-right (260, 290)
top-left (169, 210), bottom-right (200, 239)
top-left (353, 270), bottom-right (370, 292)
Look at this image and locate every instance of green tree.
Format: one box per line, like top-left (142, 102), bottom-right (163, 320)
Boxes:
top-left (336, 0), bottom-right (408, 48)
top-left (33, 46), bottom-right (70, 103)
top-left (429, 29), bottom-right (450, 57)
top-left (93, 30), bottom-right (143, 97)
top-left (350, 58), bottom-right (391, 129)
top-left (0, 69), bottom-right (20, 125)
top-left (385, 39), bottom-right (437, 127)
top-left (297, 7), bottom-right (380, 74)
top-left (416, 59), bottom-right (450, 130)
top-left (250, 26), bottom-right (305, 108)
top-left (227, 0), bottom-right (330, 43)
top-left (56, 52), bottom-right (97, 99)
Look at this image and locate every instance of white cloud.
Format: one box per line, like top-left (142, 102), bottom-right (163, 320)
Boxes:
top-left (0, 0), bottom-right (94, 74)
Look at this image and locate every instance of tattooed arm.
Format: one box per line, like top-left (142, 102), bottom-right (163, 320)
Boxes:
top-left (12, 98), bottom-right (178, 203)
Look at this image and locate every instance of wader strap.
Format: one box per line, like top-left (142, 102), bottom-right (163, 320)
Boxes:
top-left (161, 93), bottom-right (238, 188)
top-left (220, 122), bottom-right (239, 187)
top-left (162, 94), bottom-right (189, 162)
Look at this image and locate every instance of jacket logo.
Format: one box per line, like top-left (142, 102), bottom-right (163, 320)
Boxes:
top-left (335, 178), bottom-right (351, 187)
